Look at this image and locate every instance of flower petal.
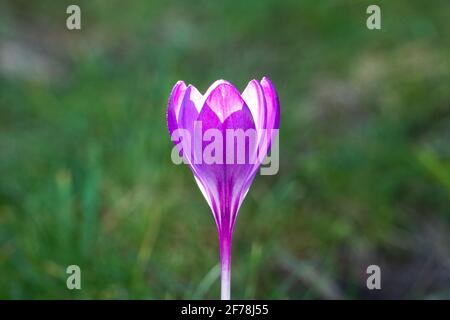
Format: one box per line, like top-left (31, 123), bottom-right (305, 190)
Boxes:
top-left (241, 79), bottom-right (267, 181)
top-left (261, 76), bottom-right (280, 132)
top-left (260, 76), bottom-right (280, 154)
top-left (167, 81), bottom-right (187, 135)
top-left (195, 96), bottom-right (256, 232)
top-left (204, 82), bottom-right (245, 123)
top-left (233, 77), bottom-right (280, 218)
top-left (178, 85), bottom-right (202, 130)
top-left (241, 79), bottom-right (266, 131)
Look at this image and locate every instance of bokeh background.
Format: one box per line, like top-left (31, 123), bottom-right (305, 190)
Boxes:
top-left (0, 0), bottom-right (449, 299)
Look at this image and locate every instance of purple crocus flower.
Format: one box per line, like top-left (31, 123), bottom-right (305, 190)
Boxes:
top-left (167, 77), bottom-right (280, 299)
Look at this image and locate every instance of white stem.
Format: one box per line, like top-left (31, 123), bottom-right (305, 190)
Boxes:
top-left (221, 263), bottom-right (231, 300)
top-left (220, 237), bottom-right (232, 300)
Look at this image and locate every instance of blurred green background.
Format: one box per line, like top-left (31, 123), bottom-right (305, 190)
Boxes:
top-left (0, 0), bottom-right (449, 299)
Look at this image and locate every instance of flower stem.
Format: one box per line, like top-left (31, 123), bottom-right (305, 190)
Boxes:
top-left (220, 235), bottom-right (232, 300)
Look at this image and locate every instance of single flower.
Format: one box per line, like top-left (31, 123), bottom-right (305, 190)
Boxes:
top-left (167, 77), bottom-right (280, 299)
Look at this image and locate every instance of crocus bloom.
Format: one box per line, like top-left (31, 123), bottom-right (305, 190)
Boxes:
top-left (167, 77), bottom-right (280, 299)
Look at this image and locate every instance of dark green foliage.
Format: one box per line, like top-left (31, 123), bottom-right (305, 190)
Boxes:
top-left (0, 0), bottom-right (449, 299)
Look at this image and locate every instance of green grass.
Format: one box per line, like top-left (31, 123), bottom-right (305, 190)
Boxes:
top-left (0, 0), bottom-right (449, 299)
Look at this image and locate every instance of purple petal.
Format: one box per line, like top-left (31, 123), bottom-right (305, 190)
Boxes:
top-left (174, 85), bottom-right (201, 163)
top-left (241, 79), bottom-right (267, 131)
top-left (195, 83), bottom-right (256, 233)
top-left (205, 82), bottom-right (245, 123)
top-left (167, 81), bottom-right (187, 136)
top-left (261, 76), bottom-right (280, 132)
